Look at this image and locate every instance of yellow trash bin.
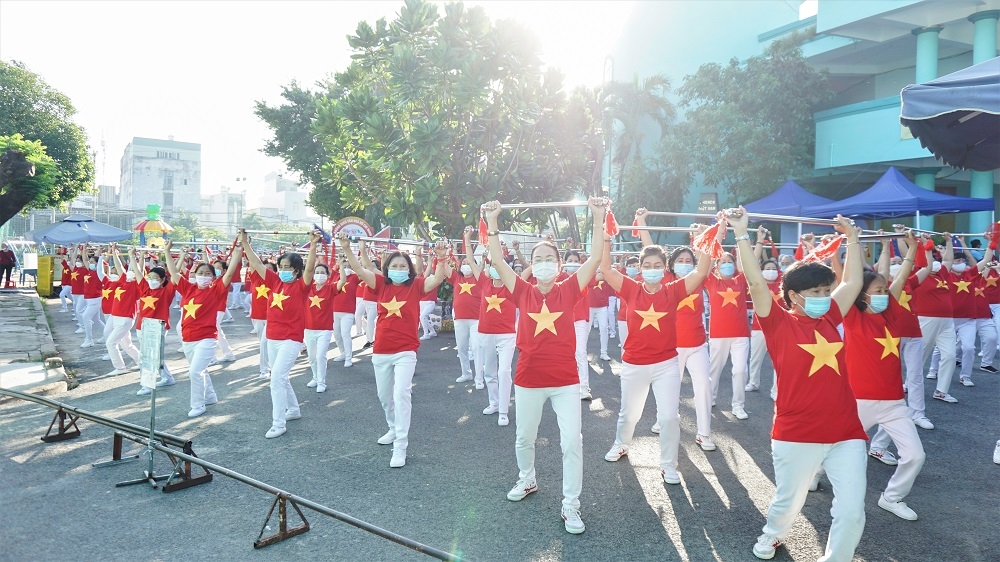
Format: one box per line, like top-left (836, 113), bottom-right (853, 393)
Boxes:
top-left (36, 254), bottom-right (56, 297)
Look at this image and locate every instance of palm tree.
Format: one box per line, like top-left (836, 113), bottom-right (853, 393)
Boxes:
top-left (603, 74), bottom-right (676, 200)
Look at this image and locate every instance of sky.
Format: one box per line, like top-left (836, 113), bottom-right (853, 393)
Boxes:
top-left (0, 0), bottom-right (634, 207)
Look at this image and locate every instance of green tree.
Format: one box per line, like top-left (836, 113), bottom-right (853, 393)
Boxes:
top-left (0, 134), bottom-right (59, 225)
top-left (676, 39), bottom-right (832, 204)
top-left (604, 74), bottom-right (676, 200)
top-left (613, 134), bottom-right (696, 245)
top-left (0, 60), bottom-right (95, 225)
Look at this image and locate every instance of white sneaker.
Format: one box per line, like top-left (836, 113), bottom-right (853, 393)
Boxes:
top-left (377, 430), bottom-right (395, 445)
top-left (878, 494), bottom-right (918, 520)
top-left (265, 426), bottom-right (286, 439)
top-left (960, 377), bottom-right (974, 387)
top-left (285, 411), bottom-right (302, 421)
top-left (604, 445), bottom-right (628, 462)
top-left (455, 374), bottom-right (473, 383)
top-left (561, 508), bottom-right (585, 534)
top-left (389, 449), bottom-right (406, 468)
top-left (933, 391), bottom-right (958, 403)
top-left (316, 384), bottom-right (326, 393)
top-left (926, 372), bottom-right (937, 379)
top-left (306, 380), bottom-right (318, 388)
top-left (207, 358), bottom-right (219, 367)
top-left (993, 440), bottom-right (1000, 465)
top-left (696, 434), bottom-right (716, 451)
top-left (651, 422), bottom-right (661, 434)
top-left (333, 355), bottom-right (345, 362)
top-left (136, 387), bottom-right (152, 396)
top-left (506, 478), bottom-right (538, 501)
top-left (100, 354), bottom-right (111, 361)
top-left (808, 473), bottom-right (821, 492)
top-left (498, 414), bottom-right (509, 427)
top-left (483, 405), bottom-right (499, 415)
top-left (868, 448), bottom-right (898, 466)
top-left (753, 533), bottom-right (782, 560)
top-left (74, 328), bottom-right (84, 334)
top-left (474, 380), bottom-right (485, 390)
top-left (599, 352), bottom-right (611, 361)
top-left (661, 467), bottom-right (681, 485)
top-left (155, 377), bottom-right (176, 387)
top-left (105, 368), bottom-right (129, 376)
top-left (732, 405), bottom-right (749, 420)
top-left (249, 329), bottom-right (258, 335)
top-left (745, 383), bottom-right (759, 392)
top-left (220, 354), bottom-right (236, 362)
top-left (344, 359), bottom-right (353, 367)
top-left (580, 388), bottom-right (593, 400)
top-left (913, 417), bottom-right (934, 430)
top-left (258, 372), bottom-right (270, 380)
top-left (80, 340), bottom-right (94, 348)
top-left (419, 333), bottom-right (434, 341)
top-left (188, 407), bottom-right (206, 418)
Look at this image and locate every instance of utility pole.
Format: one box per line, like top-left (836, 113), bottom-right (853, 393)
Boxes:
top-left (91, 150), bottom-right (98, 218)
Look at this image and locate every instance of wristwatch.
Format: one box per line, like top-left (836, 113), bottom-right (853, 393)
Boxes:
top-left (487, 230), bottom-right (500, 236)
top-left (734, 233), bottom-right (751, 242)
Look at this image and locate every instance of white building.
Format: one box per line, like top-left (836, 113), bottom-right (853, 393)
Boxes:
top-left (119, 136), bottom-right (201, 220)
top-left (200, 186), bottom-right (246, 236)
top-left (247, 171), bottom-right (319, 226)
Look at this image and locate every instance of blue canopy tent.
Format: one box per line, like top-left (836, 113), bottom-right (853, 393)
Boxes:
top-left (28, 214), bottom-right (132, 244)
top-left (900, 56), bottom-right (1000, 172)
top-left (803, 167), bottom-right (995, 224)
top-left (744, 181), bottom-right (837, 244)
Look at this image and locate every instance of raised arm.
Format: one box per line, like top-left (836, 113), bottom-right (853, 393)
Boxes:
top-left (239, 230), bottom-right (268, 278)
top-left (221, 243), bottom-right (243, 286)
top-left (482, 201), bottom-right (518, 292)
top-left (941, 234), bottom-right (954, 271)
top-left (423, 240), bottom-right (450, 294)
top-left (753, 226), bottom-right (767, 262)
top-left (463, 227), bottom-right (483, 278)
top-left (511, 240), bottom-right (528, 269)
top-left (112, 245), bottom-right (127, 278)
top-left (302, 230), bottom-right (320, 286)
top-left (575, 198), bottom-right (608, 291)
top-left (600, 235), bottom-right (624, 292)
top-left (831, 217), bottom-right (863, 316)
top-left (359, 246), bottom-right (377, 274)
top-left (876, 233), bottom-right (890, 278)
top-left (338, 236), bottom-right (377, 289)
top-left (889, 231), bottom-right (918, 299)
top-left (730, 207), bottom-right (773, 318)
top-left (164, 240), bottom-right (181, 284)
top-left (634, 208), bottom-right (654, 248)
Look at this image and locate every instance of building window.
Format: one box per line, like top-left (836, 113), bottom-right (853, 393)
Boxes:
top-left (163, 172), bottom-right (174, 192)
top-left (155, 151), bottom-right (181, 160)
top-left (183, 179), bottom-right (188, 185)
top-left (163, 193), bottom-right (174, 208)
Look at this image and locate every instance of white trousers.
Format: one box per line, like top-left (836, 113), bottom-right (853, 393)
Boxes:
top-left (183, 339), bottom-right (218, 409)
top-left (354, 297), bottom-right (366, 337)
top-left (901, 337), bottom-right (926, 418)
top-left (420, 300), bottom-right (437, 336)
top-left (72, 294), bottom-right (85, 324)
top-left (333, 312), bottom-right (356, 362)
top-left (607, 297), bottom-right (618, 337)
top-left (589, 306), bottom-right (609, 354)
top-left (857, 399), bottom-right (925, 502)
top-left (953, 318), bottom-right (992, 380)
top-left (363, 301), bottom-right (377, 343)
top-left (919, 316), bottom-right (956, 394)
top-left (763, 439), bottom-right (867, 562)
top-left (981, 316), bottom-right (999, 367)
top-left (574, 320), bottom-right (591, 389)
top-left (709, 336), bottom-right (749, 408)
top-left (748, 330), bottom-right (770, 390)
top-left (990, 304), bottom-right (1000, 365)
top-left (678, 344), bottom-right (713, 437)
top-left (102, 313), bottom-right (114, 343)
top-left (303, 329), bottom-right (332, 387)
top-left (59, 285), bottom-right (72, 309)
top-left (82, 297), bottom-right (105, 341)
top-left (228, 282), bottom-right (244, 309)
top-left (215, 311), bottom-right (233, 358)
top-left (252, 319), bottom-right (270, 375)
top-left (481, 332), bottom-right (516, 413)
top-left (513, 383), bottom-right (582, 510)
top-left (105, 315), bottom-right (139, 370)
top-left (613, 358), bottom-right (681, 470)
top-left (268, 339), bottom-right (302, 430)
top-left (372, 351), bottom-right (418, 451)
top-left (617, 320), bottom-right (628, 348)
top-left (454, 319), bottom-right (483, 382)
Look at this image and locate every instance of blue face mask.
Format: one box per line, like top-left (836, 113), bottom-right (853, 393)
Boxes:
top-left (388, 270), bottom-right (410, 284)
top-left (867, 294), bottom-right (889, 313)
top-left (719, 263), bottom-right (736, 276)
top-left (802, 296), bottom-right (831, 318)
top-left (672, 263), bottom-right (693, 276)
top-left (488, 266), bottom-right (500, 279)
top-left (278, 270), bottom-right (295, 283)
top-left (641, 269), bottom-right (665, 284)
top-left (626, 267), bottom-right (639, 277)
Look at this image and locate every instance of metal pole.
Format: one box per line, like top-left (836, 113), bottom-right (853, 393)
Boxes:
top-left (489, 201), bottom-right (589, 210)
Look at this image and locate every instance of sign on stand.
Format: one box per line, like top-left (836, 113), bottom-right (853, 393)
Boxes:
top-left (138, 319), bottom-right (164, 390)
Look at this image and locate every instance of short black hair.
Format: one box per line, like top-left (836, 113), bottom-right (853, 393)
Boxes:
top-left (147, 266), bottom-right (167, 281)
top-left (668, 246), bottom-right (696, 269)
top-left (381, 251), bottom-right (415, 285)
top-left (971, 239), bottom-right (982, 248)
top-left (854, 267), bottom-right (883, 311)
top-left (277, 252), bottom-right (305, 279)
top-left (781, 261), bottom-right (836, 308)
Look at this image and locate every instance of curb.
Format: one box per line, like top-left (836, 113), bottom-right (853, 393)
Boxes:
top-left (30, 292), bottom-right (59, 360)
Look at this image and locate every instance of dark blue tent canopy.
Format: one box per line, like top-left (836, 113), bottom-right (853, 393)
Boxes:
top-left (803, 167), bottom-right (995, 219)
top-left (900, 56), bottom-right (1000, 171)
top-left (744, 180), bottom-right (835, 216)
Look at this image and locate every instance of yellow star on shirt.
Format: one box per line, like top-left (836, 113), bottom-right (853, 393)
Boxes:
top-left (308, 295), bottom-right (324, 308)
top-left (139, 295), bottom-right (158, 310)
top-left (954, 280), bottom-right (971, 293)
top-left (485, 294), bottom-right (506, 313)
top-left (182, 302), bottom-right (201, 320)
top-left (717, 287), bottom-right (741, 307)
top-left (935, 279), bottom-right (949, 289)
top-left (114, 287), bottom-right (126, 301)
top-left (975, 287), bottom-right (985, 298)
top-left (797, 330), bottom-right (844, 376)
top-left (101, 288), bottom-right (112, 299)
top-left (527, 301), bottom-right (563, 336)
top-left (270, 291), bottom-right (290, 310)
top-left (381, 296), bottom-right (406, 318)
top-left (898, 291), bottom-right (913, 311)
top-left (874, 327), bottom-right (900, 359)
top-left (458, 282), bottom-right (476, 295)
top-left (83, 274), bottom-right (92, 284)
top-left (634, 304), bottom-right (667, 331)
top-left (596, 280), bottom-right (605, 291)
top-left (254, 284), bottom-right (271, 299)
top-left (677, 293), bottom-right (699, 311)
top-left (70, 271), bottom-right (79, 280)
top-left (986, 276), bottom-right (998, 288)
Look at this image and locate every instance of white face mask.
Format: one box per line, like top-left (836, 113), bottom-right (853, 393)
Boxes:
top-left (762, 269), bottom-right (779, 282)
top-left (533, 262), bottom-right (559, 283)
top-left (147, 278), bottom-right (161, 290)
top-left (931, 261), bottom-right (942, 273)
top-left (75, 261), bottom-right (83, 268)
top-left (952, 263), bottom-right (967, 273)
top-left (343, 267), bottom-right (353, 276)
top-left (195, 275), bottom-right (212, 288)
top-left (108, 274), bottom-right (120, 282)
top-left (889, 264), bottom-right (902, 277)
top-left (314, 273), bottom-right (328, 284)
top-left (126, 271), bottom-right (136, 282)
top-left (460, 265), bottom-right (472, 276)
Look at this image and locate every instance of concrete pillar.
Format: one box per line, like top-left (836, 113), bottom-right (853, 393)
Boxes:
top-left (912, 168), bottom-right (941, 231)
top-left (912, 26), bottom-right (943, 83)
top-left (968, 11), bottom-right (999, 236)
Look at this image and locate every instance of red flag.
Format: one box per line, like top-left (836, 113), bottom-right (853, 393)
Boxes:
top-left (987, 222), bottom-right (1000, 251)
top-left (794, 243), bottom-right (804, 261)
top-left (605, 208), bottom-right (620, 237)
top-left (768, 238), bottom-right (778, 259)
top-left (478, 211), bottom-right (489, 246)
top-left (631, 219), bottom-right (640, 238)
top-left (804, 235), bottom-right (845, 262)
top-left (914, 239), bottom-right (930, 269)
top-left (692, 222), bottom-right (725, 259)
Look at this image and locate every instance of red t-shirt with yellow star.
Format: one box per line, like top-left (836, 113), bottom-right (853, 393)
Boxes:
top-left (177, 277), bottom-right (229, 343)
top-left (136, 277), bottom-right (175, 330)
top-left (449, 271), bottom-right (481, 320)
top-left (263, 268), bottom-right (310, 342)
top-left (587, 279), bottom-right (612, 307)
top-left (476, 272), bottom-right (516, 334)
top-left (82, 267), bottom-right (102, 299)
top-left (757, 304), bottom-right (868, 443)
top-left (844, 296), bottom-right (906, 400)
top-left (304, 281), bottom-right (337, 331)
top-left (333, 273), bottom-right (359, 313)
top-left (512, 275), bottom-right (584, 388)
top-left (245, 270), bottom-right (271, 321)
top-left (909, 269), bottom-right (956, 318)
top-left (705, 273), bottom-right (750, 338)
top-left (373, 274), bottom-right (428, 355)
top-left (70, 265), bottom-right (87, 295)
top-left (665, 271), bottom-right (707, 348)
top-left (751, 278), bottom-right (783, 331)
top-left (895, 277), bottom-right (923, 338)
top-left (109, 277), bottom-right (139, 319)
top-left (60, 260), bottom-right (72, 286)
top-left (984, 269), bottom-right (1000, 305)
top-left (100, 277), bottom-right (116, 314)
top-left (973, 271), bottom-right (991, 319)
top-left (617, 276), bottom-right (688, 365)
top-left (950, 268), bottom-right (978, 319)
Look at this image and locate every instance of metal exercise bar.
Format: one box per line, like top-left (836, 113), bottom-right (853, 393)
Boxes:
top-left (491, 201), bottom-right (589, 210)
top-left (243, 230), bottom-right (312, 236)
top-left (346, 236), bottom-right (433, 247)
top-left (142, 440), bottom-right (463, 559)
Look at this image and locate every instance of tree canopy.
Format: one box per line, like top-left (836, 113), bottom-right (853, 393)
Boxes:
top-left (0, 60), bottom-right (94, 226)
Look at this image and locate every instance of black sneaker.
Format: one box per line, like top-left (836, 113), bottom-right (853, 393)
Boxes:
top-left (363, 341), bottom-right (373, 349)
top-left (980, 365), bottom-right (999, 373)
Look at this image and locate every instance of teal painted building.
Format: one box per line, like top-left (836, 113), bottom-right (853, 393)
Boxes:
top-left (609, 0), bottom-right (998, 240)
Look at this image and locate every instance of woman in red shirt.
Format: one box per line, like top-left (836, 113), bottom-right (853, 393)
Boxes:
top-left (245, 262), bottom-right (276, 378)
top-left (616, 256), bottom-right (640, 347)
top-left (165, 240), bottom-right (243, 419)
top-left (482, 197), bottom-right (606, 536)
top-left (450, 228), bottom-right (484, 386)
top-left (731, 207), bottom-right (868, 562)
top-left (338, 235), bottom-right (449, 468)
top-left (333, 256), bottom-right (360, 367)
top-left (58, 255), bottom-right (73, 312)
top-left (561, 250), bottom-right (594, 399)
top-left (600, 230), bottom-right (711, 485)
top-left (844, 231), bottom-right (927, 522)
top-left (241, 230), bottom-right (321, 439)
top-left (587, 270), bottom-right (613, 362)
top-left (101, 247), bottom-right (140, 379)
top-left (748, 255), bottom-right (783, 399)
top-left (78, 248), bottom-right (107, 348)
top-left (68, 246), bottom-right (88, 329)
top-left (706, 245), bottom-right (751, 420)
top-left (130, 247), bottom-right (178, 393)
top-left (303, 261), bottom-right (337, 393)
